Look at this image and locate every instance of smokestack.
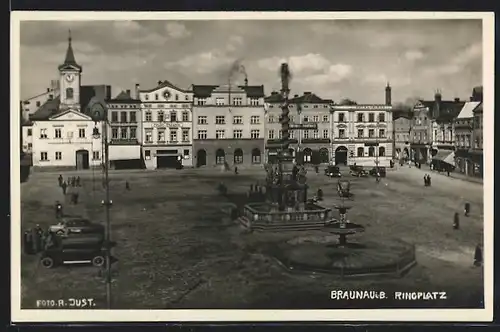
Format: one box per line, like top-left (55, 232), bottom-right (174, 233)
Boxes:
top-left (47, 88), bottom-right (50, 93)
top-left (244, 77), bottom-right (248, 86)
top-left (126, 89), bottom-right (131, 96)
top-left (385, 82), bottom-right (392, 106)
top-left (435, 90), bottom-right (442, 102)
top-left (135, 83), bottom-right (140, 99)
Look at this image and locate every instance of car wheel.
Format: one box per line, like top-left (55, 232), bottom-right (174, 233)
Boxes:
top-left (41, 257), bottom-right (54, 269)
top-left (92, 255), bottom-right (105, 267)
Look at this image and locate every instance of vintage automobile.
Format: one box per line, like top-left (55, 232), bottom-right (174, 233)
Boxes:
top-left (49, 217), bottom-right (104, 236)
top-left (40, 233), bottom-right (106, 269)
top-left (349, 165), bottom-right (368, 177)
top-left (324, 165), bottom-right (342, 178)
top-left (369, 166), bottom-right (387, 177)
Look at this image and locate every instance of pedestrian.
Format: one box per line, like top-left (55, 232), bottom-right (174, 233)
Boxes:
top-left (464, 202), bottom-right (471, 217)
top-left (71, 176), bottom-right (76, 187)
top-left (315, 165), bottom-right (319, 174)
top-left (76, 176), bottom-right (81, 187)
top-left (453, 212), bottom-right (460, 230)
top-left (234, 166), bottom-right (238, 175)
top-left (25, 230), bottom-right (33, 255)
top-left (61, 181), bottom-right (67, 195)
top-left (447, 169), bottom-right (450, 177)
top-left (376, 172), bottom-right (381, 183)
top-left (23, 231), bottom-right (31, 255)
top-left (73, 191), bottom-right (79, 205)
top-left (58, 174), bottom-right (63, 187)
top-left (317, 189), bottom-right (324, 201)
top-left (55, 201), bottom-right (63, 219)
top-left (474, 244), bottom-right (483, 266)
top-left (427, 175), bottom-right (432, 187)
top-left (31, 227), bottom-right (40, 253)
top-left (125, 181), bottom-right (130, 190)
top-left (423, 174), bottom-right (428, 186)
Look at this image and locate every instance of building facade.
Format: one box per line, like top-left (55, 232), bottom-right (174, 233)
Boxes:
top-left (106, 90), bottom-right (142, 169)
top-left (264, 91), bottom-right (333, 164)
top-left (330, 104), bottom-right (394, 167)
top-left (393, 116), bottom-right (411, 160)
top-left (454, 101), bottom-right (480, 176)
top-left (192, 83), bottom-right (266, 168)
top-left (138, 80), bottom-right (194, 169)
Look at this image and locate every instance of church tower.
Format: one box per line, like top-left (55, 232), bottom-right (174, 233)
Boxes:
top-left (58, 30), bottom-right (82, 110)
top-left (385, 82), bottom-right (392, 106)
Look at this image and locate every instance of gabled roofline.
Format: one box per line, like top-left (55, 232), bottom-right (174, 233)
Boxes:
top-left (48, 108), bottom-right (93, 121)
top-left (140, 80), bottom-right (190, 93)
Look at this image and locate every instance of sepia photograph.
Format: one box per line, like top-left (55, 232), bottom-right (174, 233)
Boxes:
top-left (11, 11), bottom-right (494, 322)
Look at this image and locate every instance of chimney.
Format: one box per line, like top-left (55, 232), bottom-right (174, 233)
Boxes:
top-left (46, 88), bottom-right (50, 93)
top-left (244, 78), bottom-right (248, 86)
top-left (470, 96), bottom-right (473, 102)
top-left (271, 91), bottom-right (278, 95)
top-left (454, 97), bottom-right (460, 102)
top-left (158, 80), bottom-right (163, 86)
top-left (304, 92), bottom-right (311, 95)
top-left (106, 85), bottom-right (112, 100)
top-left (135, 83), bottom-right (140, 99)
top-left (435, 90), bottom-right (442, 102)
top-left (126, 89), bottom-right (131, 96)
top-left (385, 82), bottom-right (392, 106)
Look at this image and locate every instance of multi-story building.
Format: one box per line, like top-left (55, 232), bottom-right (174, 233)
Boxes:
top-left (264, 91), bottom-right (333, 164)
top-left (393, 116), bottom-right (411, 160)
top-left (471, 86), bottom-right (483, 178)
top-left (20, 80), bottom-right (60, 123)
top-left (454, 100), bottom-right (481, 176)
top-left (192, 82), bottom-right (266, 167)
top-left (138, 80), bottom-right (194, 169)
top-left (409, 100), bottom-right (433, 162)
top-left (27, 33), bottom-right (110, 169)
top-left (106, 90), bottom-right (142, 169)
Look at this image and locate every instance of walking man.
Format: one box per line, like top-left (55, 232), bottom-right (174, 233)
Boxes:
top-left (55, 201), bottom-right (63, 219)
top-left (453, 212), bottom-right (460, 230)
top-left (61, 181), bottom-right (67, 195)
top-left (76, 176), bottom-right (81, 187)
top-left (58, 174), bottom-right (63, 187)
top-left (464, 202), bottom-right (471, 217)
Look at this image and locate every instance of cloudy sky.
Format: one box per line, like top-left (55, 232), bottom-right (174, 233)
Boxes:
top-left (20, 19), bottom-right (482, 104)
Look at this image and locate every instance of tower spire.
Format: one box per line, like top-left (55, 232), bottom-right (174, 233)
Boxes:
top-left (59, 29), bottom-right (81, 70)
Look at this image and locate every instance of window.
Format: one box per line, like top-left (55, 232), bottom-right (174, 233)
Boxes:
top-left (145, 94), bottom-right (149, 101)
top-left (145, 111), bottom-right (152, 121)
top-left (155, 93), bottom-right (159, 101)
top-left (368, 147), bottom-right (375, 157)
top-left (197, 116), bottom-right (207, 124)
top-left (216, 149), bottom-right (225, 164)
top-left (251, 129), bottom-right (260, 139)
top-left (55, 129), bottom-right (62, 138)
top-left (216, 116), bottom-right (225, 124)
top-left (314, 105), bottom-right (318, 108)
top-left (323, 115), bottom-right (329, 122)
top-left (182, 112), bottom-right (189, 122)
top-left (78, 128), bottom-right (85, 138)
top-left (338, 113), bottom-right (345, 122)
top-left (278, 130), bottom-right (282, 139)
top-left (119, 128), bottom-right (126, 139)
top-left (233, 97), bottom-right (243, 106)
top-left (40, 152), bottom-right (48, 161)
top-left (49, 94), bottom-right (53, 100)
top-left (184, 149), bottom-right (189, 156)
top-left (27, 129), bottom-right (32, 136)
top-left (357, 113), bottom-right (364, 122)
top-left (197, 130), bottom-right (207, 139)
top-left (169, 130), bottom-right (178, 142)
top-left (303, 130), bottom-right (309, 139)
top-left (130, 112), bottom-right (137, 123)
top-left (66, 88), bottom-right (73, 99)
top-left (145, 130), bottom-right (153, 143)
top-left (379, 129), bottom-right (385, 138)
top-left (144, 150), bottom-right (151, 159)
top-left (112, 128), bottom-right (118, 139)
top-left (252, 148), bottom-right (261, 164)
top-left (368, 113), bottom-right (375, 122)
top-left (130, 127), bottom-right (137, 139)
top-left (55, 151), bottom-right (62, 160)
top-left (303, 116), bottom-right (309, 122)
top-left (197, 98), bottom-right (207, 105)
top-left (339, 129), bottom-right (346, 138)
top-left (251, 116), bottom-right (260, 124)
top-left (233, 130), bottom-right (243, 138)
top-left (120, 111), bottom-right (127, 123)
top-left (175, 94), bottom-right (179, 101)
top-left (290, 115), bottom-right (295, 123)
top-left (368, 129), bottom-right (375, 138)
top-left (157, 129), bottom-right (165, 142)
top-left (170, 111), bottom-right (177, 122)
top-left (268, 115), bottom-right (275, 123)
top-left (357, 147), bottom-right (364, 157)
top-left (216, 97), bottom-right (225, 106)
top-left (313, 130), bottom-right (319, 139)
top-left (378, 113), bottom-right (386, 123)
top-left (158, 111), bottom-right (164, 122)
top-left (268, 130), bottom-right (275, 139)
top-left (234, 149), bottom-right (243, 164)
top-left (182, 129), bottom-right (190, 142)
top-left (93, 151), bottom-right (100, 160)
top-left (233, 116), bottom-right (243, 124)
top-left (216, 130), bottom-right (225, 139)
top-left (323, 129), bottom-right (329, 139)
top-left (36, 101), bottom-right (41, 107)
top-left (379, 147), bottom-right (386, 157)
top-left (185, 95), bottom-right (190, 101)
top-left (312, 115), bottom-right (319, 122)
top-left (250, 98), bottom-right (259, 106)
top-left (289, 130), bottom-right (295, 139)
top-left (357, 129), bottom-right (364, 138)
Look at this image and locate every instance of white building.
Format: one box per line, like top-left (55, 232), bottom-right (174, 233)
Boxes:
top-left (138, 80), bottom-right (194, 169)
top-left (331, 104), bottom-right (394, 167)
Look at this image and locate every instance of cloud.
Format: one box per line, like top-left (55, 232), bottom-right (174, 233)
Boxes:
top-left (404, 50), bottom-right (424, 61)
top-left (165, 22), bottom-right (191, 39)
top-left (425, 42), bottom-right (482, 75)
top-left (164, 50), bottom-right (233, 75)
top-left (302, 64), bottom-right (353, 85)
top-left (226, 35), bottom-right (244, 52)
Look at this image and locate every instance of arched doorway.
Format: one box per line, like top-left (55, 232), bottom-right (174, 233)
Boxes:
top-left (234, 148), bottom-right (243, 164)
top-left (379, 146), bottom-right (386, 157)
top-left (335, 146), bottom-right (348, 165)
top-left (303, 148), bottom-right (313, 164)
top-left (251, 148), bottom-right (261, 164)
top-left (215, 149), bottom-right (225, 165)
top-left (75, 149), bottom-right (89, 170)
top-left (319, 148), bottom-right (329, 164)
top-left (196, 149), bottom-right (207, 167)
top-left (368, 147), bottom-right (375, 157)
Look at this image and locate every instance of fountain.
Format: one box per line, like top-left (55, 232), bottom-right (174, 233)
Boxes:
top-left (238, 63), bottom-right (331, 232)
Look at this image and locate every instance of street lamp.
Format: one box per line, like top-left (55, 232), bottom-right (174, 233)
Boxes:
top-left (92, 104), bottom-right (112, 309)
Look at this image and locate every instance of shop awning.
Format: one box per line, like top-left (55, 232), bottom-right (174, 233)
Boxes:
top-left (432, 150), bottom-right (455, 165)
top-left (109, 145), bottom-right (141, 161)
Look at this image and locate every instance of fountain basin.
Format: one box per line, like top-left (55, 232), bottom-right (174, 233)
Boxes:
top-left (323, 221), bottom-right (366, 235)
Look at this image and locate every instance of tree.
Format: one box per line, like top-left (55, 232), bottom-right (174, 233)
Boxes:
top-left (338, 98), bottom-right (357, 105)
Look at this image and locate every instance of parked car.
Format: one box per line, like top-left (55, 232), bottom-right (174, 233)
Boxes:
top-left (349, 165), bottom-right (368, 177)
top-left (324, 165), bottom-right (342, 178)
top-left (40, 233), bottom-right (106, 269)
top-left (369, 167), bottom-right (387, 177)
top-left (49, 217), bottom-right (104, 236)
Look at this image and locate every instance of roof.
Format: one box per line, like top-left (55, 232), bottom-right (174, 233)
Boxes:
top-left (264, 91), bottom-right (332, 104)
top-left (140, 79), bottom-right (189, 93)
top-left (264, 92), bottom-right (284, 103)
top-left (57, 33), bottom-right (82, 71)
top-left (238, 85), bottom-right (265, 97)
top-left (192, 84), bottom-right (264, 98)
top-left (474, 103), bottom-right (483, 113)
top-left (192, 85), bottom-right (219, 98)
top-left (28, 97), bottom-right (61, 121)
top-left (457, 101), bottom-right (481, 119)
top-left (106, 90), bottom-right (141, 104)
